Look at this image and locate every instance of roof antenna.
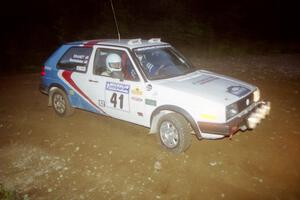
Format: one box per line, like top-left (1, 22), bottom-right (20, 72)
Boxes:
top-left (110, 0), bottom-right (121, 41)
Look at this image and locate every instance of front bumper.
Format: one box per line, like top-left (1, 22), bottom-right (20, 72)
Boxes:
top-left (197, 101), bottom-right (271, 138)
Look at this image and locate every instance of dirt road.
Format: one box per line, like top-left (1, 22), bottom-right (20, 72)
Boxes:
top-left (0, 54), bottom-right (300, 199)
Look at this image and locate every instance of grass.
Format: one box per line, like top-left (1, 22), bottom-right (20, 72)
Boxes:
top-left (0, 184), bottom-right (30, 200)
top-left (0, 184), bottom-right (15, 200)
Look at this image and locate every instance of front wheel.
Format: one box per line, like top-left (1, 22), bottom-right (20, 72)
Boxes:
top-left (157, 113), bottom-right (192, 153)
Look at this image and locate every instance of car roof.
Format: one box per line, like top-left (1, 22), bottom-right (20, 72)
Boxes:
top-left (67, 38), bottom-right (169, 49)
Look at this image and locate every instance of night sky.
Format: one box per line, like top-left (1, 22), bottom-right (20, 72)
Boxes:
top-left (1, 0), bottom-right (299, 72)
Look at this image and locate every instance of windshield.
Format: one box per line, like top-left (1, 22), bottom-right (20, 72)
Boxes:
top-left (134, 46), bottom-right (195, 80)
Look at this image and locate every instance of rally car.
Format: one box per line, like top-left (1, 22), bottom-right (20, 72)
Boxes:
top-left (40, 38), bottom-right (271, 153)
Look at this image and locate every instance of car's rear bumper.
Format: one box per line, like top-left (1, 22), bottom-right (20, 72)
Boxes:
top-left (197, 101), bottom-right (271, 138)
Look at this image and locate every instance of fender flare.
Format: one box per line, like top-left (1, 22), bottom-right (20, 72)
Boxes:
top-left (150, 105), bottom-right (201, 136)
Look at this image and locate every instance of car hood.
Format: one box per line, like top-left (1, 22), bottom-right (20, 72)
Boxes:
top-left (153, 70), bottom-right (256, 105)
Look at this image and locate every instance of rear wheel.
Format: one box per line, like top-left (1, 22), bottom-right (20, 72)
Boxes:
top-left (157, 113), bottom-right (192, 153)
top-left (51, 88), bottom-right (74, 117)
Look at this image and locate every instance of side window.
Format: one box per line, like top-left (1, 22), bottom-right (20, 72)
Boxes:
top-left (93, 48), bottom-right (139, 81)
top-left (57, 47), bottom-right (92, 73)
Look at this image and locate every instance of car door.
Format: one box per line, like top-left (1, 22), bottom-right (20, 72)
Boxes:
top-left (84, 46), bottom-right (147, 126)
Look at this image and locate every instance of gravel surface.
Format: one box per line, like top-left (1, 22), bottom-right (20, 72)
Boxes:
top-left (0, 54), bottom-right (299, 199)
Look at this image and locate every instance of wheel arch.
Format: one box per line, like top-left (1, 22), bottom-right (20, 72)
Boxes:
top-left (150, 105), bottom-right (200, 136)
top-left (48, 83), bottom-right (68, 106)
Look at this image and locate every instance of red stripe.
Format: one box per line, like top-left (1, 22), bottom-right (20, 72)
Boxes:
top-left (62, 71), bottom-right (105, 114)
top-left (84, 39), bottom-right (102, 47)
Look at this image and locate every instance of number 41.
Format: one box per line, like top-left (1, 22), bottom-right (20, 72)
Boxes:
top-left (110, 93), bottom-right (124, 109)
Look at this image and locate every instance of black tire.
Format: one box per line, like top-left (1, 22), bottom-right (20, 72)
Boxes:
top-left (51, 88), bottom-right (74, 117)
top-left (157, 113), bottom-right (192, 153)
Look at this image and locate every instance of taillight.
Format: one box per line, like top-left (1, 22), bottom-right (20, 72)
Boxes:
top-left (41, 66), bottom-right (46, 76)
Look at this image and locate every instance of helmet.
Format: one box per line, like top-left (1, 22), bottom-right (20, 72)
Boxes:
top-left (106, 53), bottom-right (122, 72)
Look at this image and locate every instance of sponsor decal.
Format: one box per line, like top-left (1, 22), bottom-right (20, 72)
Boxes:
top-left (192, 75), bottom-right (219, 85)
top-left (227, 85), bottom-right (251, 97)
top-left (76, 66), bottom-right (86, 72)
top-left (69, 54), bottom-right (89, 65)
top-left (69, 58), bottom-right (85, 64)
top-left (73, 54), bottom-right (89, 60)
top-left (145, 99), bottom-right (157, 106)
top-left (131, 87), bottom-right (143, 96)
top-left (105, 82), bottom-right (130, 112)
top-left (73, 54), bottom-right (85, 59)
top-left (98, 100), bottom-right (105, 107)
top-left (106, 82), bottom-right (130, 94)
top-left (131, 96), bottom-right (143, 102)
top-left (135, 45), bottom-right (171, 52)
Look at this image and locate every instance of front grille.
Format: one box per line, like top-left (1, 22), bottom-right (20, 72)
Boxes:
top-left (237, 93), bottom-right (254, 112)
top-left (226, 92), bottom-right (254, 121)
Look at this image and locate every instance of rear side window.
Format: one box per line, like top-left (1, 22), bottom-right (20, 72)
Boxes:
top-left (57, 47), bottom-right (92, 73)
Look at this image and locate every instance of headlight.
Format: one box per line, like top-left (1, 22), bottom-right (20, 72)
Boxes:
top-left (226, 103), bottom-right (238, 120)
top-left (253, 89), bottom-right (260, 102)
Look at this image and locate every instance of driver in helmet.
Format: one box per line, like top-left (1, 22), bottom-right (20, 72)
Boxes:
top-left (102, 53), bottom-right (124, 79)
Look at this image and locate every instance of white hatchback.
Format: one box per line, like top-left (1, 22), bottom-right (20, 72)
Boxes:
top-left (40, 38), bottom-right (271, 153)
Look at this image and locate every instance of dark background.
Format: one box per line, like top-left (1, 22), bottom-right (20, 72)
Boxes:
top-left (1, 0), bottom-right (299, 73)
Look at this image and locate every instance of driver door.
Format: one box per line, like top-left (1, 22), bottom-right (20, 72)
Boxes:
top-left (85, 47), bottom-right (147, 126)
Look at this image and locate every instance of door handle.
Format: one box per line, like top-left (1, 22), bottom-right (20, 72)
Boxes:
top-left (89, 79), bottom-right (98, 83)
